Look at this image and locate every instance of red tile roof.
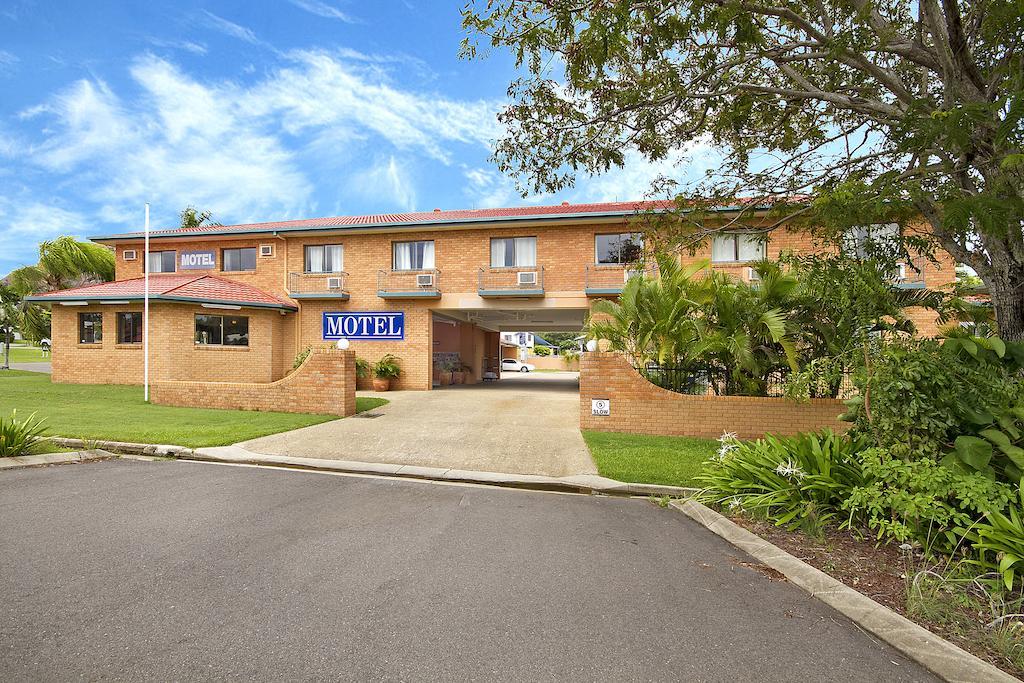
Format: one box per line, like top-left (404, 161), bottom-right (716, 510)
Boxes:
top-left (26, 274), bottom-right (296, 310)
top-left (91, 200), bottom-right (683, 241)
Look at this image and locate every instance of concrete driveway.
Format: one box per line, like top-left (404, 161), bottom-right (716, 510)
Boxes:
top-left (242, 371), bottom-right (595, 477)
top-left (0, 460), bottom-right (933, 681)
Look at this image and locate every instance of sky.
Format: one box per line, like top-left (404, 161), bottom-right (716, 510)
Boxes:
top-left (0, 0), bottom-right (714, 275)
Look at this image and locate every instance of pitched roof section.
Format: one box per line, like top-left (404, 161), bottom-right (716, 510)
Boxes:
top-left (91, 200), bottom-right (681, 241)
top-left (26, 275), bottom-right (297, 311)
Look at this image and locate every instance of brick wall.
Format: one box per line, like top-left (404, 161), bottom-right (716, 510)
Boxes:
top-left (579, 353), bottom-right (848, 439)
top-left (50, 303), bottom-right (291, 385)
top-left (151, 348), bottom-right (356, 416)
top-left (527, 354), bottom-right (580, 371)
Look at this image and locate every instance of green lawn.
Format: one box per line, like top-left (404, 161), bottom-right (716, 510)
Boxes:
top-left (0, 370), bottom-right (387, 448)
top-left (2, 346), bottom-right (48, 363)
top-left (583, 430), bottom-right (718, 488)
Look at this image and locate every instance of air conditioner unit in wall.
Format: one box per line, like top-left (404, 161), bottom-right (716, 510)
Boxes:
top-left (416, 273), bottom-right (435, 288)
top-left (624, 268), bottom-right (643, 283)
top-left (259, 244), bottom-right (274, 257)
top-left (746, 267), bottom-right (761, 282)
top-left (517, 271), bottom-right (538, 286)
top-left (327, 277), bottom-right (343, 289)
top-left (123, 250), bottom-right (137, 261)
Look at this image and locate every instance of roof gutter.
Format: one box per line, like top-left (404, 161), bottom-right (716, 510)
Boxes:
top-left (25, 293), bottom-right (298, 312)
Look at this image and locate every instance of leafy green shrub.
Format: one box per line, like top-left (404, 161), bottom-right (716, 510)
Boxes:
top-left (696, 431), bottom-right (868, 533)
top-left (533, 345), bottom-right (552, 356)
top-left (0, 410), bottom-right (48, 457)
top-left (844, 336), bottom-right (1024, 471)
top-left (355, 357), bottom-right (370, 379)
top-left (373, 354), bottom-right (402, 379)
top-left (958, 486), bottom-right (1024, 590)
top-left (844, 447), bottom-right (1015, 550)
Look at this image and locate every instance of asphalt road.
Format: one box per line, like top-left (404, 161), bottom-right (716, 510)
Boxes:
top-left (0, 460), bottom-right (936, 682)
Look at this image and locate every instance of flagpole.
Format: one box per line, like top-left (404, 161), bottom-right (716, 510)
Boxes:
top-left (143, 203), bottom-right (150, 402)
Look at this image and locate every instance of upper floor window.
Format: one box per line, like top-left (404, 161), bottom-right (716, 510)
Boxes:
top-left (305, 244), bottom-right (343, 273)
top-left (490, 237), bottom-right (536, 268)
top-left (79, 312), bottom-right (102, 344)
top-left (843, 224), bottom-right (900, 259)
top-left (222, 247), bottom-right (257, 272)
top-left (148, 250), bottom-right (176, 273)
top-left (711, 233), bottom-right (766, 263)
top-left (195, 314), bottom-right (249, 346)
top-left (117, 312), bottom-right (142, 344)
top-left (393, 240), bottom-right (434, 271)
top-left (595, 233), bottom-right (643, 264)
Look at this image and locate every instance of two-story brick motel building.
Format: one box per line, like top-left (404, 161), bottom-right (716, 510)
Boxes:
top-left (28, 200), bottom-right (955, 393)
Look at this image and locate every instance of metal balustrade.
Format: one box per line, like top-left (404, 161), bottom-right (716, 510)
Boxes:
top-left (377, 269), bottom-right (442, 299)
top-left (287, 272), bottom-right (349, 299)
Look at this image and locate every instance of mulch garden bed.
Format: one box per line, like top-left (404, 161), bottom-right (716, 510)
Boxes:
top-left (728, 515), bottom-right (1024, 679)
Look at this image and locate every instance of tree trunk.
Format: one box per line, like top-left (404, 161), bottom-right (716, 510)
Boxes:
top-left (990, 281), bottom-right (1024, 342)
top-left (2, 327), bottom-right (9, 370)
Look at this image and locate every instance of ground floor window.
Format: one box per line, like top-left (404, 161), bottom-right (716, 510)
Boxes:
top-left (195, 314), bottom-right (249, 346)
top-left (79, 312), bottom-right (102, 344)
top-left (116, 312), bottom-right (142, 344)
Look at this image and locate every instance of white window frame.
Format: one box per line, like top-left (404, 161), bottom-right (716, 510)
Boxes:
top-left (710, 233), bottom-right (766, 263)
top-left (147, 250), bottom-right (177, 273)
top-left (595, 232), bottom-right (644, 265)
top-left (304, 244), bottom-right (344, 273)
top-left (842, 223), bottom-right (900, 259)
top-left (392, 240), bottom-right (435, 271)
top-left (490, 237), bottom-right (537, 268)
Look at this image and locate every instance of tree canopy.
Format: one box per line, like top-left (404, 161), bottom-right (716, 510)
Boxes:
top-left (462, 0), bottom-right (1024, 338)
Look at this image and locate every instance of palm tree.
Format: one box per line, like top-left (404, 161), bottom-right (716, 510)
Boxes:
top-left (6, 236), bottom-right (116, 341)
top-left (588, 254), bottom-right (715, 368)
top-left (0, 281), bottom-right (20, 370)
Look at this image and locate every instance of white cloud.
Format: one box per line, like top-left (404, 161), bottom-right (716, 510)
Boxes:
top-left (0, 196), bottom-right (92, 273)
top-left (199, 11), bottom-right (263, 46)
top-left (0, 49), bottom-right (17, 75)
top-left (13, 51), bottom-right (503, 231)
top-left (570, 142), bottom-right (721, 203)
top-left (349, 156), bottom-right (417, 211)
top-left (148, 37), bottom-right (208, 56)
top-left (288, 0), bottom-right (357, 23)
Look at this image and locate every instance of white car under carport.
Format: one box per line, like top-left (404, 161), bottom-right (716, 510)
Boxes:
top-left (501, 358), bottom-right (536, 373)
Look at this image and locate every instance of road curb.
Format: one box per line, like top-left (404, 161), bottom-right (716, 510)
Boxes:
top-left (51, 437), bottom-right (696, 497)
top-left (669, 498), bottom-right (1018, 683)
top-left (51, 437), bottom-right (195, 458)
top-left (189, 445), bottom-right (696, 497)
top-left (0, 449), bottom-right (117, 471)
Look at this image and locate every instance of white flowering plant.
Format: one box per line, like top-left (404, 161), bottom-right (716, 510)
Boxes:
top-left (695, 430), bottom-right (869, 533)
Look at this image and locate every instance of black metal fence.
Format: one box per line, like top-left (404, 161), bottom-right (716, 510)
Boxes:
top-left (636, 364), bottom-right (782, 397)
top-left (636, 363), bottom-right (852, 398)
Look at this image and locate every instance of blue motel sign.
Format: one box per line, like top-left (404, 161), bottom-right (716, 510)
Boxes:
top-left (322, 311), bottom-right (404, 341)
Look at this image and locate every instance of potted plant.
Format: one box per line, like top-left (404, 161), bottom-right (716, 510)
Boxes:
top-left (451, 361), bottom-right (467, 385)
top-left (372, 354), bottom-right (401, 391)
top-left (436, 363), bottom-right (451, 386)
top-left (355, 357), bottom-right (370, 388)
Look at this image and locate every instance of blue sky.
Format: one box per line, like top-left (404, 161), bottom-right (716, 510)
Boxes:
top-left (0, 0), bottom-right (710, 275)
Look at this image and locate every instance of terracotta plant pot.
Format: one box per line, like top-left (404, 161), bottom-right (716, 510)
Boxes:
top-left (437, 373), bottom-right (451, 386)
top-left (451, 371), bottom-right (465, 385)
top-left (372, 377), bottom-right (391, 391)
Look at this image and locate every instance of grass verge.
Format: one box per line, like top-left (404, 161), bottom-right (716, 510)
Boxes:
top-left (582, 430), bottom-right (717, 488)
top-left (1, 346), bottom-right (48, 363)
top-left (0, 370), bottom-right (386, 448)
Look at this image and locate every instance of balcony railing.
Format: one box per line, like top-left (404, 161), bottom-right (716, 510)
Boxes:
top-left (287, 272), bottom-right (350, 299)
top-left (584, 262), bottom-right (658, 295)
top-left (478, 266), bottom-right (545, 297)
top-left (377, 269), bottom-right (441, 298)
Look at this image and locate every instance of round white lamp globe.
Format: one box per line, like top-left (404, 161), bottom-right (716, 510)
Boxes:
top-left (336, 338), bottom-right (350, 350)
top-left (585, 339), bottom-right (599, 352)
